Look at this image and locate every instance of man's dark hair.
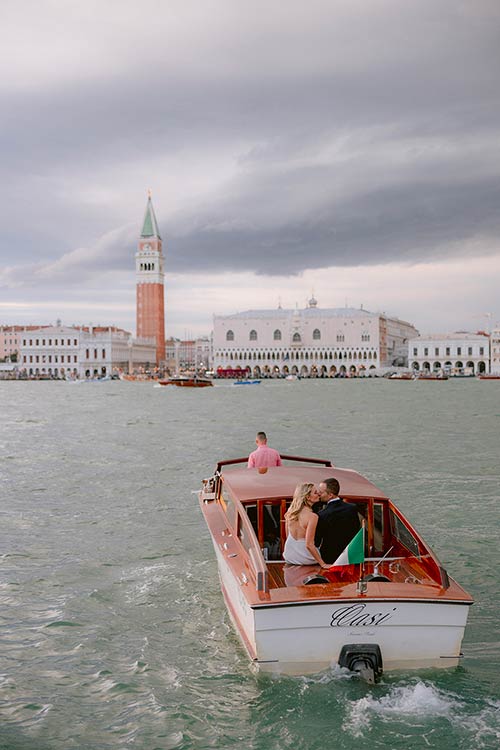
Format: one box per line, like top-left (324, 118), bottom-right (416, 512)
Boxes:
top-left (324, 477), bottom-right (340, 496)
top-left (256, 431), bottom-right (267, 441)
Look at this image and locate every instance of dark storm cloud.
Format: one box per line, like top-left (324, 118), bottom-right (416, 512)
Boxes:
top-left (167, 175), bottom-right (500, 275)
top-left (1, 0), bottom-right (500, 285)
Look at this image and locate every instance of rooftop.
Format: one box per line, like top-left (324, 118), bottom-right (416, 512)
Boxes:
top-left (221, 464), bottom-right (388, 502)
top-left (411, 332), bottom-right (489, 341)
top-left (216, 307), bottom-right (377, 321)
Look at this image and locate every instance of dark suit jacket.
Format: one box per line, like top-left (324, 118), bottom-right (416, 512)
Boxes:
top-left (315, 498), bottom-right (361, 564)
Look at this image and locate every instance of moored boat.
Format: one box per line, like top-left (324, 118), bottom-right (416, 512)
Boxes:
top-left (478, 374), bottom-right (500, 380)
top-left (388, 372), bottom-right (414, 380)
top-left (119, 372), bottom-right (159, 382)
top-left (416, 373), bottom-right (448, 380)
top-left (233, 379), bottom-right (261, 386)
top-left (199, 456), bottom-right (473, 679)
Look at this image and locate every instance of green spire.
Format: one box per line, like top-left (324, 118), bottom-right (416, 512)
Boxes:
top-left (141, 194), bottom-right (161, 239)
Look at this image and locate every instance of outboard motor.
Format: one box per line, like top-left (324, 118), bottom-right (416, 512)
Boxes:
top-left (338, 644), bottom-right (383, 684)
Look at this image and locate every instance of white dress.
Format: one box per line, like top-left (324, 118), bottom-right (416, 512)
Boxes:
top-left (283, 534), bottom-right (318, 565)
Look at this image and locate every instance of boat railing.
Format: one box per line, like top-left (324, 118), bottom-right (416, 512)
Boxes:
top-left (216, 455), bottom-right (333, 472)
top-left (279, 454), bottom-right (333, 466)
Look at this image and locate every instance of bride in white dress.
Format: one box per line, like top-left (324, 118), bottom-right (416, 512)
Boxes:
top-left (283, 483), bottom-right (330, 568)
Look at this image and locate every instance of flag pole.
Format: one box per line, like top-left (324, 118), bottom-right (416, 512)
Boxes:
top-left (357, 521), bottom-right (366, 595)
top-left (362, 520), bottom-right (366, 577)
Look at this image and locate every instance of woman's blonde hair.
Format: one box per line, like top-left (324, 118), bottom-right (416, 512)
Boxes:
top-left (285, 482), bottom-right (316, 523)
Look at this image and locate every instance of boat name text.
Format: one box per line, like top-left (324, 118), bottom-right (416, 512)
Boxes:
top-left (330, 603), bottom-right (397, 627)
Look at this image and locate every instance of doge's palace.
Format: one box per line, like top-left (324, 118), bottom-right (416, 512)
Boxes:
top-left (213, 298), bottom-right (418, 377)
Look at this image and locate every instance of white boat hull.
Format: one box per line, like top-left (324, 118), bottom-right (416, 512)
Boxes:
top-left (214, 545), bottom-right (470, 674)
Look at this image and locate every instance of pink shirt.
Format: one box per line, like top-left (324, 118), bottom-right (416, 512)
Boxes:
top-left (247, 445), bottom-right (282, 468)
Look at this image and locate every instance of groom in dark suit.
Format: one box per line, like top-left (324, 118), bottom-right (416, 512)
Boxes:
top-left (315, 477), bottom-right (361, 564)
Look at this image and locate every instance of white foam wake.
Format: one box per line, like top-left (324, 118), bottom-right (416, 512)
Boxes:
top-left (344, 681), bottom-right (461, 738)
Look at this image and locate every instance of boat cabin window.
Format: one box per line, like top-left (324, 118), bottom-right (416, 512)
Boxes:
top-left (262, 503), bottom-right (281, 560)
top-left (246, 504), bottom-right (257, 532)
top-left (242, 500), bottom-right (285, 560)
top-left (389, 509), bottom-right (420, 558)
top-left (373, 502), bottom-right (384, 553)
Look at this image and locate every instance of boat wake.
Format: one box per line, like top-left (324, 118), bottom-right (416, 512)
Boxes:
top-left (343, 680), bottom-right (500, 746)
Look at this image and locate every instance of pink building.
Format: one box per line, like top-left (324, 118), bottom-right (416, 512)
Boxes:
top-left (0, 325), bottom-right (47, 361)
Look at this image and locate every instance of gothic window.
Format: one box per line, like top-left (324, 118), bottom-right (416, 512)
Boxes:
top-left (293, 332), bottom-right (301, 343)
top-left (249, 330), bottom-right (257, 341)
top-left (336, 334), bottom-right (344, 342)
top-left (226, 330), bottom-right (234, 341)
top-left (273, 329), bottom-right (282, 341)
top-left (313, 329), bottom-right (321, 340)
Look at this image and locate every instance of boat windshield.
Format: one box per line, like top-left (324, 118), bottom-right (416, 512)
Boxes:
top-left (389, 509), bottom-right (421, 558)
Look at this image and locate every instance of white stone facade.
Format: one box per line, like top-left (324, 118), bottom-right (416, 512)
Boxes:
top-left (408, 333), bottom-right (489, 375)
top-left (490, 327), bottom-right (500, 375)
top-left (165, 337), bottom-right (211, 373)
top-left (213, 303), bottom-right (418, 377)
top-left (19, 325), bottom-right (156, 378)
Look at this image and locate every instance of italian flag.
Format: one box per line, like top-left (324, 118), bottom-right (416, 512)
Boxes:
top-left (331, 525), bottom-right (365, 567)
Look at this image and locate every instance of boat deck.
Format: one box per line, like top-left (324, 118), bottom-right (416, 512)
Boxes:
top-left (266, 556), bottom-right (444, 591)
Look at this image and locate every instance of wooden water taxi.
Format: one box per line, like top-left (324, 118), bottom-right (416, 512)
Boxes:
top-left (416, 373), bottom-right (448, 380)
top-left (199, 456), bottom-right (473, 680)
top-left (158, 376), bottom-right (213, 388)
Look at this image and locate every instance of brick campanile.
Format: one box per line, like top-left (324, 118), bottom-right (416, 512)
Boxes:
top-left (135, 194), bottom-right (165, 365)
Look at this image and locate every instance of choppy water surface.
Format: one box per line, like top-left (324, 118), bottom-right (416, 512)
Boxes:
top-left (1, 379), bottom-right (499, 749)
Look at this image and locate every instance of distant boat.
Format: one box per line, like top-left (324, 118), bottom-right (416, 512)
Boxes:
top-left (233, 379), bottom-right (261, 386)
top-left (158, 376), bottom-right (213, 388)
top-left (119, 373), bottom-right (158, 382)
top-left (416, 373), bottom-right (448, 381)
top-left (478, 374), bottom-right (500, 380)
top-left (388, 372), bottom-right (414, 380)
top-left (285, 374), bottom-right (299, 381)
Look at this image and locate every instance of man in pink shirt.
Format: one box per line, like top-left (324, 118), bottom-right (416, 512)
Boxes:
top-left (247, 431), bottom-right (282, 468)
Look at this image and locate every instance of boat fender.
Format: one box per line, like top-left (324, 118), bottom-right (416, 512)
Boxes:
top-left (303, 574), bottom-right (329, 585)
top-left (362, 573), bottom-right (391, 583)
top-left (338, 643), bottom-right (383, 684)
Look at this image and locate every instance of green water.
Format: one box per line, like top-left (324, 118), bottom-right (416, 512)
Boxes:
top-left (0, 379), bottom-right (499, 749)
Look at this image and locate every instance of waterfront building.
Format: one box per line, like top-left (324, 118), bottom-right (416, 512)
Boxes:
top-left (489, 326), bottom-right (500, 374)
top-left (212, 299), bottom-right (418, 377)
top-left (165, 337), bottom-right (211, 374)
top-left (0, 325), bottom-right (46, 361)
top-left (19, 325), bottom-right (156, 379)
top-left (19, 325), bottom-right (83, 378)
top-left (408, 332), bottom-right (489, 375)
top-left (136, 194), bottom-right (165, 365)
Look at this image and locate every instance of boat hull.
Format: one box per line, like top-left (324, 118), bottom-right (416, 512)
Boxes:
top-left (213, 543), bottom-right (470, 675)
top-left (158, 378), bottom-right (213, 387)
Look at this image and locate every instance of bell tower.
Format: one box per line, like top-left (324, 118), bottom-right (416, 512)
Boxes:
top-left (135, 193), bottom-right (165, 365)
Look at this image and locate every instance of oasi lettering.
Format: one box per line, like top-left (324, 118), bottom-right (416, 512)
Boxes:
top-left (330, 603), bottom-right (397, 627)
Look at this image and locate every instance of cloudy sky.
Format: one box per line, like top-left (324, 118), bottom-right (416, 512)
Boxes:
top-left (1, 0), bottom-right (499, 337)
